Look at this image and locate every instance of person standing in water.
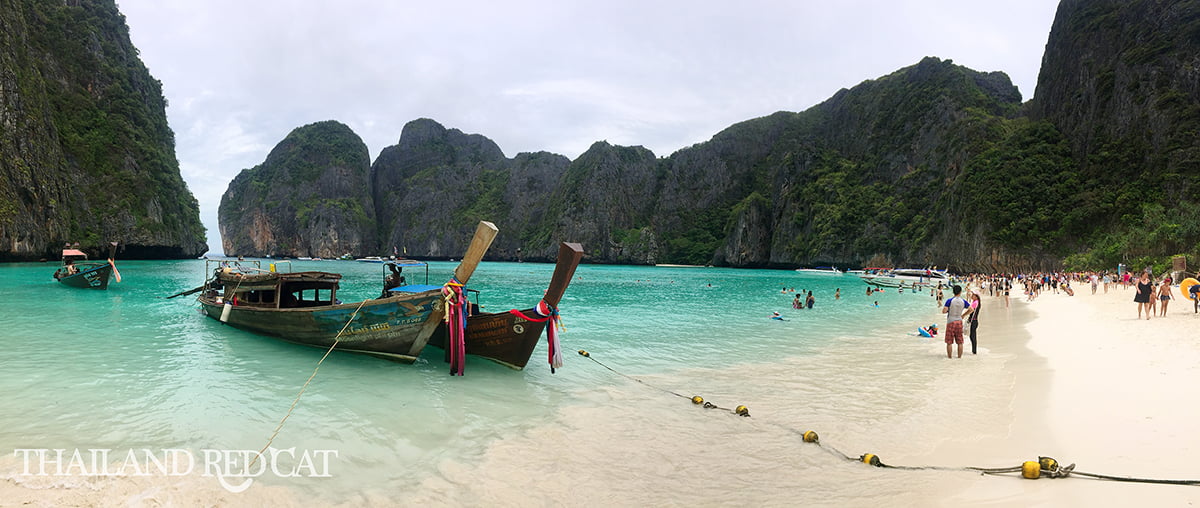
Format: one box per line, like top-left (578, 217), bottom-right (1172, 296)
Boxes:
top-left (941, 285), bottom-right (970, 358)
top-left (805, 290), bottom-right (815, 309)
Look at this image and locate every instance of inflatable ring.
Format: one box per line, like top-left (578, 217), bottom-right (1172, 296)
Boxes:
top-left (1180, 278), bottom-right (1199, 300)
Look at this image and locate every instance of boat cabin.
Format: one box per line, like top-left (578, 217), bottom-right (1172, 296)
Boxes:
top-left (220, 272), bottom-right (342, 309)
top-left (205, 261), bottom-right (343, 309)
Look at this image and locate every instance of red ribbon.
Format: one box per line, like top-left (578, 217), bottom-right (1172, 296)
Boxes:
top-left (509, 300), bottom-right (562, 373)
top-left (442, 278), bottom-right (467, 376)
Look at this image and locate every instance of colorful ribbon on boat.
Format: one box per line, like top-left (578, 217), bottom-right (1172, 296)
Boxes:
top-left (509, 300), bottom-right (564, 373)
top-left (108, 259), bottom-right (122, 283)
top-left (442, 278), bottom-right (468, 376)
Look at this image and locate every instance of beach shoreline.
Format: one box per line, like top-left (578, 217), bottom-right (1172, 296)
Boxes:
top-left (922, 281), bottom-right (1200, 506)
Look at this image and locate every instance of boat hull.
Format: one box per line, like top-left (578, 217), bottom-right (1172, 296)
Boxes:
top-left (199, 292), bottom-right (443, 362)
top-left (428, 242), bottom-right (584, 371)
top-left (428, 309), bottom-right (549, 370)
top-left (55, 263), bottom-right (113, 289)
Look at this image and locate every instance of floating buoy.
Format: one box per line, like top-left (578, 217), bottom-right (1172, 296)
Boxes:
top-left (861, 454), bottom-right (881, 466)
top-left (735, 405), bottom-right (750, 417)
top-left (219, 301), bottom-right (233, 323)
top-left (802, 430), bottom-right (819, 443)
top-left (1039, 456), bottom-right (1059, 471)
top-left (1022, 461), bottom-right (1041, 479)
top-left (691, 395), bottom-right (704, 405)
top-left (578, 350), bottom-right (590, 357)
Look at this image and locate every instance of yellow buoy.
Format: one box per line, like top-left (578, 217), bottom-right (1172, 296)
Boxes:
top-left (1039, 456), bottom-right (1058, 471)
top-left (578, 350), bottom-right (590, 357)
top-left (861, 454), bottom-right (881, 466)
top-left (802, 430), bottom-right (819, 443)
top-left (1022, 461), bottom-right (1041, 479)
top-left (1180, 278), bottom-right (1199, 300)
top-left (735, 405), bottom-right (750, 417)
top-left (691, 396), bottom-right (704, 405)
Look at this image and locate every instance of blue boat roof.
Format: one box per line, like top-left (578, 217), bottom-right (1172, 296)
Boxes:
top-left (388, 283), bottom-right (441, 293)
top-left (388, 259), bottom-right (427, 267)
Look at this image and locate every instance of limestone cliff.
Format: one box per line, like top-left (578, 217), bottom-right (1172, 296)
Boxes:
top-left (219, 121), bottom-right (376, 258)
top-left (0, 0), bottom-right (206, 260)
top-left (370, 118), bottom-right (568, 261)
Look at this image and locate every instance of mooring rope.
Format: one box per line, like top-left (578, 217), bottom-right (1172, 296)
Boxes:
top-left (575, 349), bottom-right (1200, 486)
top-left (248, 297), bottom-right (371, 468)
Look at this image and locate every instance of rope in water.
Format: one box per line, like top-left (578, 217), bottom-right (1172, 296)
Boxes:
top-left (248, 297), bottom-right (371, 468)
top-left (575, 349), bottom-right (1200, 485)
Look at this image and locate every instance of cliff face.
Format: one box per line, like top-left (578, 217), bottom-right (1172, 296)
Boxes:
top-left (370, 118), bottom-right (568, 260)
top-left (0, 0), bottom-right (206, 260)
top-left (1022, 0), bottom-right (1200, 264)
top-left (219, 121), bottom-right (376, 258)
top-left (1030, 0), bottom-right (1200, 168)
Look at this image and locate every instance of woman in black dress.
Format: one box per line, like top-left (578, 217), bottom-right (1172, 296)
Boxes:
top-left (1134, 271), bottom-right (1154, 320)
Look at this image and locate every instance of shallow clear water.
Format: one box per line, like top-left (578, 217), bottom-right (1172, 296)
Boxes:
top-left (0, 260), bottom-right (1013, 504)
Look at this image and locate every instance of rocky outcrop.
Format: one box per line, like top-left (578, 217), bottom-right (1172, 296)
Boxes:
top-left (0, 0), bottom-right (207, 260)
top-left (1029, 0), bottom-right (1200, 169)
top-left (219, 121), bottom-right (376, 258)
top-left (370, 118), bottom-right (570, 261)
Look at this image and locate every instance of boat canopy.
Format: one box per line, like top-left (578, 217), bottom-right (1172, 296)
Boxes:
top-left (62, 249), bottom-right (88, 258)
top-left (388, 259), bottom-right (427, 268)
top-left (388, 283), bottom-right (442, 293)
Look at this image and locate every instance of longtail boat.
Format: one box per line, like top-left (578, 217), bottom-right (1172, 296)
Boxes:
top-left (196, 221), bottom-right (498, 362)
top-left (429, 242), bottom-right (584, 373)
top-left (53, 243), bottom-right (120, 289)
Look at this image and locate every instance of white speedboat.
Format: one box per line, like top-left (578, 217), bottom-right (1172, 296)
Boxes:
top-left (796, 266), bottom-right (843, 275)
top-left (861, 268), bottom-right (951, 288)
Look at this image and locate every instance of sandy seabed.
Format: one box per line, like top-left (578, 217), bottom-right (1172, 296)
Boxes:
top-left (4, 282), bottom-right (1200, 507)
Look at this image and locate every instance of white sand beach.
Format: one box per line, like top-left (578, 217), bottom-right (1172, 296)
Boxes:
top-left (926, 282), bottom-right (1200, 506)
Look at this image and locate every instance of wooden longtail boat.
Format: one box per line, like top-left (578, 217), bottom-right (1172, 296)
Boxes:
top-left (429, 242), bottom-right (584, 372)
top-left (53, 243), bottom-right (120, 289)
top-left (196, 221), bottom-right (498, 362)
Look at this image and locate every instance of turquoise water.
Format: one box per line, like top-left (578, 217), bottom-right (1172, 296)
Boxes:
top-left (0, 259), bottom-right (1000, 504)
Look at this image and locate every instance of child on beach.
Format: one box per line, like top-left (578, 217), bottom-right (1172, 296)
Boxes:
top-left (1159, 278), bottom-right (1172, 316)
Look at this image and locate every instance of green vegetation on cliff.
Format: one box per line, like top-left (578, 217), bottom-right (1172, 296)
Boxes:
top-left (0, 0), bottom-right (206, 259)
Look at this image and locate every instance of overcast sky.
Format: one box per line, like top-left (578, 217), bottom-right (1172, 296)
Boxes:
top-left (118, 1), bottom-right (1061, 254)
